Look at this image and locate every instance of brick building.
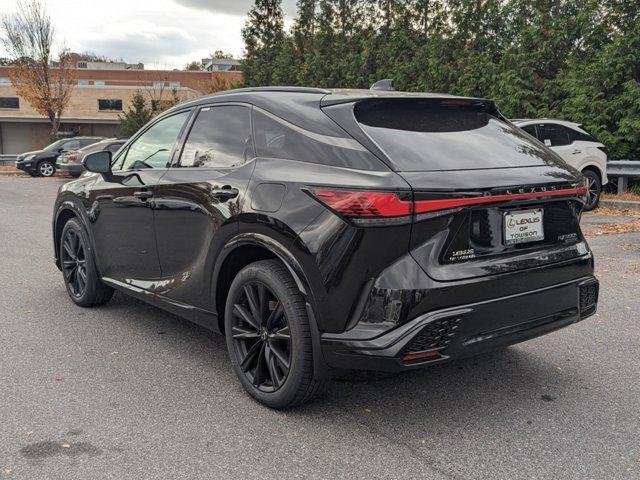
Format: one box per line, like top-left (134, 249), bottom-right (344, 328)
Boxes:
top-left (0, 62), bottom-right (242, 154)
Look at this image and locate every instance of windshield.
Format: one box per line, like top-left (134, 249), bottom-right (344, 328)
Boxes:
top-left (355, 99), bottom-right (564, 171)
top-left (43, 139), bottom-right (66, 152)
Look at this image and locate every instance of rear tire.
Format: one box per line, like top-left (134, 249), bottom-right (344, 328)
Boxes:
top-left (582, 170), bottom-right (601, 211)
top-left (60, 218), bottom-right (114, 307)
top-left (225, 259), bottom-right (324, 409)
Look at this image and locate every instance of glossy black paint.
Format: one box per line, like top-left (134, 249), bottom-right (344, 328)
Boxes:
top-left (53, 87), bottom-right (598, 373)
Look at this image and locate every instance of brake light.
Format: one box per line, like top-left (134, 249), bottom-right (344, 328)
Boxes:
top-left (309, 185), bottom-right (588, 224)
top-left (414, 185), bottom-right (589, 215)
top-left (310, 188), bottom-right (412, 221)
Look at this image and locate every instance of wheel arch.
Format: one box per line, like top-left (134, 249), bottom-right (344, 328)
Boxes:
top-left (53, 200), bottom-right (92, 270)
top-left (581, 164), bottom-right (603, 181)
top-left (212, 233), bottom-right (312, 333)
top-left (580, 160), bottom-right (607, 185)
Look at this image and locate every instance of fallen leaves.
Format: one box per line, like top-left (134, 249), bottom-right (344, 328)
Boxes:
top-left (583, 208), bottom-right (640, 236)
top-left (585, 218), bottom-right (640, 236)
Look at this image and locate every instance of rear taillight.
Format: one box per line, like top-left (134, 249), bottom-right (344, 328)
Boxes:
top-left (309, 184), bottom-right (588, 225)
top-left (414, 185), bottom-right (589, 217)
top-left (309, 188), bottom-right (412, 225)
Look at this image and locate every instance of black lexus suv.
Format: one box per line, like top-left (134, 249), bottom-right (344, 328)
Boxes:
top-left (52, 87), bottom-right (599, 408)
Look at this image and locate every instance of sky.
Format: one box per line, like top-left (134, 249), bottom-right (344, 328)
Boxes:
top-left (0, 0), bottom-right (298, 69)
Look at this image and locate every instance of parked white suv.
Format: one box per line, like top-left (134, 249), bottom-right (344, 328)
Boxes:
top-left (513, 119), bottom-right (607, 210)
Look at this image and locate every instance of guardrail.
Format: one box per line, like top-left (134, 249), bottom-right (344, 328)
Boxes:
top-left (607, 160), bottom-right (640, 193)
top-left (0, 155), bottom-right (17, 166)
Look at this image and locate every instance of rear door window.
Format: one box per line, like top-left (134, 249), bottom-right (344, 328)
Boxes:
top-left (354, 99), bottom-right (557, 171)
top-left (520, 125), bottom-right (538, 138)
top-left (178, 105), bottom-right (253, 168)
top-left (537, 124), bottom-right (571, 147)
top-left (63, 140), bottom-right (80, 151)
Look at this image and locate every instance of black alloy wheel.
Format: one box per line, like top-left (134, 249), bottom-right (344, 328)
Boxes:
top-left (61, 228), bottom-right (87, 297)
top-left (225, 260), bottom-right (324, 408)
top-left (582, 170), bottom-right (601, 211)
top-left (230, 281), bottom-right (291, 392)
top-left (59, 218), bottom-right (114, 307)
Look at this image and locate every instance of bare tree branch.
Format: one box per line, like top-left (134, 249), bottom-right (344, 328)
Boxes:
top-left (1, 0), bottom-right (76, 139)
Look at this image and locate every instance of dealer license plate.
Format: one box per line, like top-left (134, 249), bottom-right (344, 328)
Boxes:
top-left (504, 209), bottom-right (544, 245)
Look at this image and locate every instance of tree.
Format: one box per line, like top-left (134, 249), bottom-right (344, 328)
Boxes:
top-left (242, 0), bottom-right (285, 86)
top-left (1, 0), bottom-right (76, 140)
top-left (185, 60), bottom-right (203, 71)
top-left (241, 0), bottom-right (640, 159)
top-left (117, 91), bottom-right (152, 137)
top-left (212, 50), bottom-right (234, 59)
top-left (194, 75), bottom-right (243, 95)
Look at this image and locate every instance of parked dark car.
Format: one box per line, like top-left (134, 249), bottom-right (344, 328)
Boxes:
top-left (16, 137), bottom-right (104, 177)
top-left (52, 87), bottom-right (599, 408)
top-left (56, 138), bottom-right (127, 177)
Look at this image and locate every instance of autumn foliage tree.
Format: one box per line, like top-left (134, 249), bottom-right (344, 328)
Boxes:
top-left (195, 74), bottom-right (243, 95)
top-left (1, 0), bottom-right (76, 140)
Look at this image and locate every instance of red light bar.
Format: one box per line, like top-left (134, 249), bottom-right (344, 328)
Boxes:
top-left (414, 186), bottom-right (588, 214)
top-left (309, 185), bottom-right (587, 223)
top-left (311, 188), bottom-right (412, 218)
top-left (403, 350), bottom-right (441, 363)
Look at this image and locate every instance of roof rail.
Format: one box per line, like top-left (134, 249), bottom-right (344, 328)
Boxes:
top-left (217, 86), bottom-right (332, 95)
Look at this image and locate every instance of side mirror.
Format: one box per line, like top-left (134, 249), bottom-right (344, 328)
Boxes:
top-left (83, 150), bottom-right (112, 174)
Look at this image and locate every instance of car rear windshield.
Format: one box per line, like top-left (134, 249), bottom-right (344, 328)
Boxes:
top-left (355, 99), bottom-right (559, 172)
top-left (79, 141), bottom-right (111, 153)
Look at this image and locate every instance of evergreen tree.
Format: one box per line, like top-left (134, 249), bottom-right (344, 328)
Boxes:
top-left (241, 0), bottom-right (640, 159)
top-left (242, 0), bottom-right (286, 86)
top-left (117, 91), bottom-right (152, 138)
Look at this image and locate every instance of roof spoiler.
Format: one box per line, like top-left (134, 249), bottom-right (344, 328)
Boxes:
top-left (370, 79), bottom-right (395, 91)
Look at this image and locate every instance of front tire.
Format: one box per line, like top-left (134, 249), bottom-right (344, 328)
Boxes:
top-left (225, 260), bottom-right (324, 409)
top-left (582, 170), bottom-right (601, 211)
top-left (38, 160), bottom-right (56, 177)
top-left (60, 218), bottom-right (114, 307)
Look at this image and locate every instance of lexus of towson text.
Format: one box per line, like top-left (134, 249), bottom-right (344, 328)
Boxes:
top-left (53, 87), bottom-right (599, 408)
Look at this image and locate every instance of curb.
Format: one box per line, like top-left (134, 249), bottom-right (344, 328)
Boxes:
top-left (600, 199), bottom-right (640, 212)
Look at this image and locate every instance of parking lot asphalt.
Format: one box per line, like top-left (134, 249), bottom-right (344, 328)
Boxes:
top-left (0, 176), bottom-right (638, 480)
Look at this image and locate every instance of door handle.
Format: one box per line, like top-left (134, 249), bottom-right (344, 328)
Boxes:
top-left (572, 149), bottom-right (582, 154)
top-left (210, 186), bottom-right (239, 200)
top-left (133, 190), bottom-right (153, 200)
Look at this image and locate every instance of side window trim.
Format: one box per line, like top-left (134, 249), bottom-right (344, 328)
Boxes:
top-left (172, 102), bottom-right (255, 169)
top-left (111, 108), bottom-right (194, 171)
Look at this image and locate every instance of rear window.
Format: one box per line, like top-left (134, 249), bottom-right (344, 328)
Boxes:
top-left (79, 141), bottom-right (109, 153)
top-left (355, 99), bottom-right (559, 171)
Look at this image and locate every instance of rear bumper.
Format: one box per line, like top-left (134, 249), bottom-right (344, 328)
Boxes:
top-left (321, 276), bottom-right (598, 372)
top-left (56, 163), bottom-right (83, 175)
